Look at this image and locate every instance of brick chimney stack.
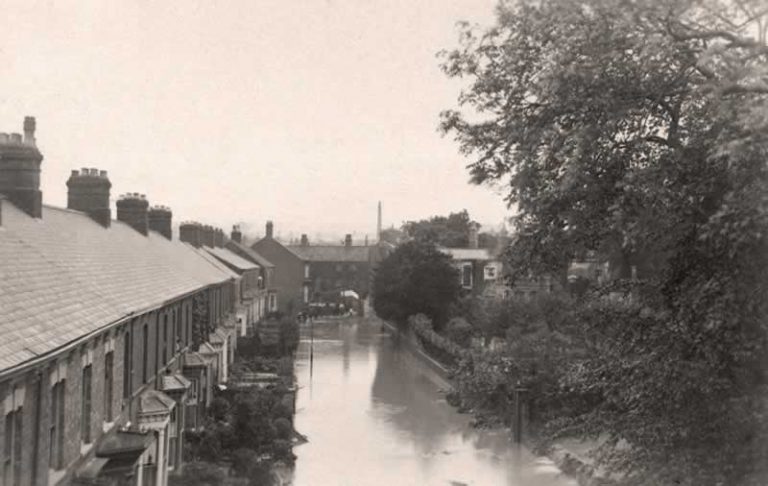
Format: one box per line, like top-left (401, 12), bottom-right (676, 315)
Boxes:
top-left (468, 222), bottom-right (480, 249)
top-left (266, 221), bottom-right (274, 239)
top-left (148, 205), bottom-right (173, 240)
top-left (345, 234), bottom-right (352, 247)
top-left (214, 228), bottom-right (225, 247)
top-left (67, 168), bottom-right (112, 227)
top-left (0, 116), bottom-right (43, 218)
top-left (300, 234), bottom-right (309, 247)
top-left (116, 193), bottom-right (149, 235)
top-left (231, 225), bottom-right (242, 244)
top-left (201, 225), bottom-right (215, 247)
top-left (179, 222), bottom-right (202, 247)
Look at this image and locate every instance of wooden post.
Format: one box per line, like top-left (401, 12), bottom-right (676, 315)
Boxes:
top-left (513, 382), bottom-right (529, 444)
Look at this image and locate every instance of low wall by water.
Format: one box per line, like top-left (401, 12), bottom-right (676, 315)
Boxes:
top-left (370, 314), bottom-right (454, 390)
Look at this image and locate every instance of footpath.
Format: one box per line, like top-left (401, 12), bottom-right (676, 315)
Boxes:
top-left (370, 313), bottom-right (613, 486)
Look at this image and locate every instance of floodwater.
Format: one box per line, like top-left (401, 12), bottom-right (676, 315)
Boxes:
top-left (288, 316), bottom-right (576, 486)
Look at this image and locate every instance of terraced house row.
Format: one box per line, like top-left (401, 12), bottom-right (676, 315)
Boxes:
top-left (0, 117), bottom-right (277, 486)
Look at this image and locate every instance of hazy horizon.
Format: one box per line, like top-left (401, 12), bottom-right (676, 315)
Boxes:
top-left (1, 0), bottom-right (511, 239)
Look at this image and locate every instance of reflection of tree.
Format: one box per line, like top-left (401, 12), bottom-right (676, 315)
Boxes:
top-left (369, 338), bottom-right (461, 455)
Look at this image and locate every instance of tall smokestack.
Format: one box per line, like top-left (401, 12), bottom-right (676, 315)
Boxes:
top-left (377, 201), bottom-right (382, 242)
top-left (266, 221), bottom-right (274, 239)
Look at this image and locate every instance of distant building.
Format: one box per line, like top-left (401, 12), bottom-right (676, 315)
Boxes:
top-left (226, 225), bottom-right (277, 325)
top-left (251, 221), bottom-right (306, 315)
top-left (288, 234), bottom-right (377, 305)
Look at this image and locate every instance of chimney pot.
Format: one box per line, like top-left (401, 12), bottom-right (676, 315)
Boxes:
top-left (231, 225), bottom-right (242, 243)
top-left (0, 118), bottom-right (43, 218)
top-left (23, 117), bottom-right (36, 145)
top-left (300, 234), bottom-right (309, 247)
top-left (345, 234), bottom-right (352, 247)
top-left (99, 170), bottom-right (108, 178)
top-left (116, 192), bottom-right (149, 235)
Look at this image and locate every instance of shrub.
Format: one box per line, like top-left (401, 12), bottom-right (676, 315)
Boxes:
top-left (231, 448), bottom-right (259, 477)
top-left (271, 439), bottom-right (295, 463)
top-left (169, 461), bottom-right (226, 486)
top-left (446, 317), bottom-right (473, 348)
top-left (209, 396), bottom-right (230, 422)
top-left (273, 417), bottom-right (293, 441)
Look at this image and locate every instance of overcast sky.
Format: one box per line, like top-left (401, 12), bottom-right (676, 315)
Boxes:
top-left (0, 0), bottom-right (509, 242)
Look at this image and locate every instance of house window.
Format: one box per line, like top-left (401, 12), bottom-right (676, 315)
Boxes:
top-left (3, 406), bottom-right (22, 486)
top-left (303, 285), bottom-right (309, 304)
top-left (461, 264), bottom-right (473, 288)
top-left (304, 264), bottom-right (310, 279)
top-left (104, 351), bottom-right (114, 422)
top-left (81, 364), bottom-right (92, 444)
top-left (123, 328), bottom-right (132, 399)
top-left (142, 324), bottom-right (149, 384)
top-left (269, 294), bottom-right (277, 311)
top-left (49, 380), bottom-right (66, 470)
top-left (162, 315), bottom-right (169, 366)
top-left (186, 306), bottom-right (192, 346)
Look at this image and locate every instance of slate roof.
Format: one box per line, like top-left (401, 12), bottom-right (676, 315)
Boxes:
top-left (139, 389), bottom-right (176, 414)
top-left (192, 246), bottom-right (240, 279)
top-left (161, 373), bottom-right (192, 392)
top-left (204, 246), bottom-right (259, 272)
top-left (0, 201), bottom-right (235, 373)
top-left (440, 247), bottom-right (494, 261)
top-left (288, 245), bottom-right (372, 263)
top-left (183, 351), bottom-right (208, 368)
top-left (225, 240), bottom-right (274, 268)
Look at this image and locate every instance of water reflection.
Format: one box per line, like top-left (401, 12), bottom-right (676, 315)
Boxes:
top-left (291, 317), bottom-right (576, 486)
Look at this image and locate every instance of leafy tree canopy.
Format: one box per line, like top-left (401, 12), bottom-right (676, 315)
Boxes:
top-left (403, 210), bottom-right (474, 248)
top-left (372, 240), bottom-right (461, 327)
top-left (441, 0), bottom-right (768, 484)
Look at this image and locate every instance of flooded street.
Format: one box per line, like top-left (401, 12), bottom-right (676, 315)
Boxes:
top-left (290, 316), bottom-right (576, 486)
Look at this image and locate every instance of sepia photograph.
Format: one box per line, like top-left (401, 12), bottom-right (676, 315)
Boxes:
top-left (0, 0), bottom-right (767, 485)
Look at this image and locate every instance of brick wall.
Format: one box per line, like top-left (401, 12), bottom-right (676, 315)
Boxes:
top-left (0, 282), bottom-right (229, 486)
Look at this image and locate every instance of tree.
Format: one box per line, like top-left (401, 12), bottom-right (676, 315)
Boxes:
top-left (441, 1), bottom-right (768, 484)
top-left (403, 210), bottom-right (473, 247)
top-left (372, 240), bottom-right (461, 327)
top-left (379, 227), bottom-right (405, 245)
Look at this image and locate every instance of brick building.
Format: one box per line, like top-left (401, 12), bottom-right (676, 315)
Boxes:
top-left (288, 234), bottom-right (377, 305)
top-left (251, 222), bottom-right (305, 316)
top-left (225, 226), bottom-right (277, 326)
top-left (0, 118), bottom-right (240, 486)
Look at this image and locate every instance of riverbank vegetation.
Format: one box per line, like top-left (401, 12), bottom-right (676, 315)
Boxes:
top-left (434, 0), bottom-right (768, 484)
top-left (172, 317), bottom-right (300, 486)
